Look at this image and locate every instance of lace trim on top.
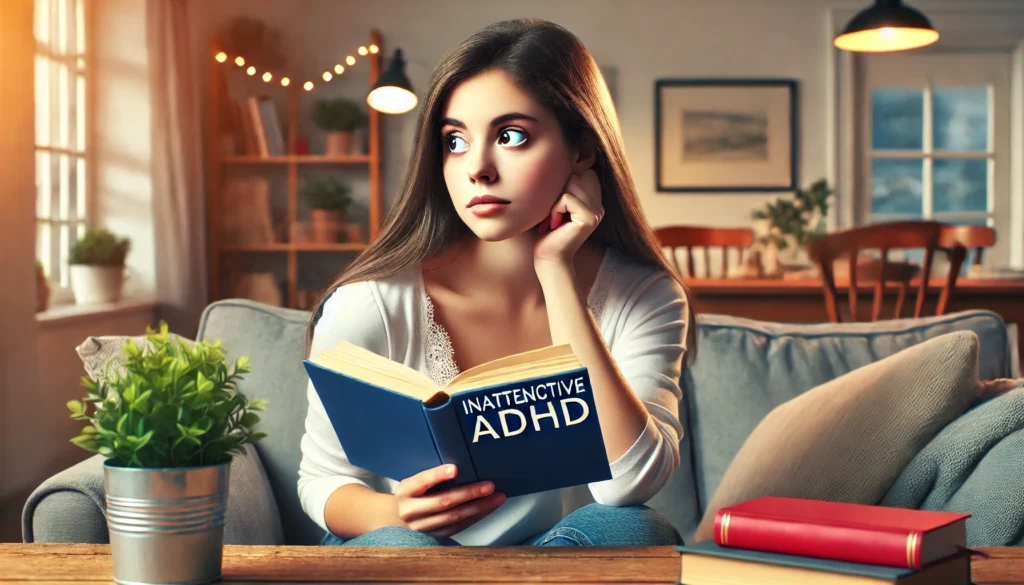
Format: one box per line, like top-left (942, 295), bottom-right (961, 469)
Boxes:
top-left (422, 250), bottom-right (613, 388)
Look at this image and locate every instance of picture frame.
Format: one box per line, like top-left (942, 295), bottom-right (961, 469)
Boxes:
top-left (654, 78), bottom-right (798, 192)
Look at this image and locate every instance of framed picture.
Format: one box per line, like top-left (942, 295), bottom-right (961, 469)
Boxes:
top-left (655, 78), bottom-right (798, 192)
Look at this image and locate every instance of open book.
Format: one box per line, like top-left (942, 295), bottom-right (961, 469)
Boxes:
top-left (303, 341), bottom-right (612, 497)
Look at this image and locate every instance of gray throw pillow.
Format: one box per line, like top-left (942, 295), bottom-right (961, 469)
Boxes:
top-left (692, 330), bottom-right (984, 543)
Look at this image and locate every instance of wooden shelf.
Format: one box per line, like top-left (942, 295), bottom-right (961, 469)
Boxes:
top-left (206, 29), bottom-right (384, 310)
top-left (220, 243), bottom-right (368, 252)
top-left (220, 155), bottom-right (372, 165)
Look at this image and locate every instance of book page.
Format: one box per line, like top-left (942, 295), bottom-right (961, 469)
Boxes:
top-left (445, 344), bottom-right (582, 394)
top-left (309, 341), bottom-right (442, 402)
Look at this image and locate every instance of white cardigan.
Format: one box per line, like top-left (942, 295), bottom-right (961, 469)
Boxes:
top-left (297, 246), bottom-right (690, 545)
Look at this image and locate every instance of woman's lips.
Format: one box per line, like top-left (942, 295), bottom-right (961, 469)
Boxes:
top-left (469, 202), bottom-right (509, 217)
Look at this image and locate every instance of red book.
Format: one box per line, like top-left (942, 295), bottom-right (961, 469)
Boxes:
top-left (713, 496), bottom-right (970, 569)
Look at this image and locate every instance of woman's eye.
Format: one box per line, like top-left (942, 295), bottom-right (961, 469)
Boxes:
top-left (498, 129), bottom-right (527, 147)
top-left (446, 134), bottom-right (468, 153)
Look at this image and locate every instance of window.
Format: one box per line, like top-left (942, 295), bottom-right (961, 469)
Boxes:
top-left (34, 0), bottom-right (89, 287)
top-left (859, 51), bottom-right (1012, 267)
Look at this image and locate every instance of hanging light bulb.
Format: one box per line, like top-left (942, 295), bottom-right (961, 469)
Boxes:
top-left (246, 66), bottom-right (256, 76)
top-left (367, 48), bottom-right (417, 114)
top-left (358, 46), bottom-right (368, 56)
top-left (834, 0), bottom-right (939, 52)
top-left (234, 56), bottom-right (245, 66)
top-left (280, 77), bottom-right (290, 87)
top-left (303, 81), bottom-right (314, 91)
top-left (215, 52), bottom-right (228, 63)
top-left (262, 72), bottom-right (273, 82)
top-left (334, 64), bottom-right (345, 75)
top-left (369, 44), bottom-right (379, 54)
top-left (323, 71), bottom-right (333, 82)
top-left (346, 55), bottom-right (356, 66)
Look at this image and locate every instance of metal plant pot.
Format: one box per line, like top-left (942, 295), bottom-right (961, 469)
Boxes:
top-left (104, 461), bottom-right (230, 585)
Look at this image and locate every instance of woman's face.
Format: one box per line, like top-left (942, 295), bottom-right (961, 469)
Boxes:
top-left (440, 69), bottom-right (579, 241)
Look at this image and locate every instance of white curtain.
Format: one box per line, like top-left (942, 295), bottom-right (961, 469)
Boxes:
top-left (146, 0), bottom-right (207, 336)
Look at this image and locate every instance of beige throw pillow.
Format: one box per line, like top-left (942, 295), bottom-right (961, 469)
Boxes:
top-left (692, 330), bottom-right (983, 543)
top-left (76, 333), bottom-right (195, 381)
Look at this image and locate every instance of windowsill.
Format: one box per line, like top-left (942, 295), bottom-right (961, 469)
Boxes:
top-left (36, 296), bottom-right (158, 329)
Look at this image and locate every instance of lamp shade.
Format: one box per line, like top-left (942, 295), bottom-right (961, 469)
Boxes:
top-left (834, 0), bottom-right (939, 52)
top-left (367, 48), bottom-right (418, 114)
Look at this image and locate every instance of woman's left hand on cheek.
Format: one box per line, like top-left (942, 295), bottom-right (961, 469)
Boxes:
top-left (534, 169), bottom-right (603, 266)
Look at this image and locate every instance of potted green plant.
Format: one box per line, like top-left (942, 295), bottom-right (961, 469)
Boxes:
top-left (69, 228), bottom-right (131, 304)
top-left (301, 177), bottom-right (352, 243)
top-left (68, 321), bottom-right (267, 585)
top-left (311, 97), bottom-right (367, 155)
top-left (751, 178), bottom-right (833, 273)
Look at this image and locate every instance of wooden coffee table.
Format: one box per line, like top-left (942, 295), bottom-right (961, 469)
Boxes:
top-left (1, 544), bottom-right (1022, 584)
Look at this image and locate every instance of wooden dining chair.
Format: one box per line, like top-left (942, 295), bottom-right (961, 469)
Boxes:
top-left (939, 224), bottom-right (996, 272)
top-left (807, 221), bottom-right (968, 322)
top-left (654, 226), bottom-right (754, 278)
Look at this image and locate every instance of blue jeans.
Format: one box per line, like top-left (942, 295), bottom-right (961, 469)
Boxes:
top-left (319, 503), bottom-right (683, 547)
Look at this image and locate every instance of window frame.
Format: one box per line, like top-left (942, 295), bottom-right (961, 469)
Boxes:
top-left (34, 0), bottom-right (93, 288)
top-left (856, 51), bottom-right (1012, 268)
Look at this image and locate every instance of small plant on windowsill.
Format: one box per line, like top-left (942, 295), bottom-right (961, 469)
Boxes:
top-left (751, 178), bottom-right (833, 271)
top-left (68, 228), bottom-right (131, 305)
top-left (67, 320), bottom-right (268, 585)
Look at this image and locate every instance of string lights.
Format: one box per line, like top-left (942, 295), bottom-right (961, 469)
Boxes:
top-left (213, 43), bottom-right (380, 92)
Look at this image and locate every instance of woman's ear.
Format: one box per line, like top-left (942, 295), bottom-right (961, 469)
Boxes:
top-left (571, 134), bottom-right (599, 173)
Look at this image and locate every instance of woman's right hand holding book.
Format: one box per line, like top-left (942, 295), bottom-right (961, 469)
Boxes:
top-left (394, 464), bottom-right (507, 538)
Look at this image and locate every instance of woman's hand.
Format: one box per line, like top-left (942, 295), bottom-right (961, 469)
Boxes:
top-left (533, 169), bottom-right (604, 267)
top-left (393, 464), bottom-right (506, 539)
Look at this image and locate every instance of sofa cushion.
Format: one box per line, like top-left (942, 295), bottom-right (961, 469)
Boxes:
top-left (691, 330), bottom-right (983, 542)
top-left (682, 309), bottom-right (1011, 519)
top-left (195, 299), bottom-right (321, 545)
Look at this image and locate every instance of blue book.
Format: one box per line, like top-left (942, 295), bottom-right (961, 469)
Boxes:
top-left (304, 341), bottom-right (612, 497)
top-left (674, 541), bottom-right (970, 585)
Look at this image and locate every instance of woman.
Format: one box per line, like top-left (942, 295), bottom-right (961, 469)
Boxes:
top-left (298, 18), bottom-right (696, 547)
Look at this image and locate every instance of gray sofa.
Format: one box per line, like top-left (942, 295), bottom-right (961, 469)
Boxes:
top-left (22, 299), bottom-right (1019, 545)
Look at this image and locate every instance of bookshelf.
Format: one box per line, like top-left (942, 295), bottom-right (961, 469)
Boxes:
top-left (205, 29), bottom-right (383, 310)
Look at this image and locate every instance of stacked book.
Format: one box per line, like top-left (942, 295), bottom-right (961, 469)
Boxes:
top-left (676, 496), bottom-right (973, 585)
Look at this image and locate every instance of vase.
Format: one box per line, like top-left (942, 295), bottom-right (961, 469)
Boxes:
top-left (70, 265), bottom-right (124, 304)
top-left (311, 209), bottom-right (345, 243)
top-left (104, 460), bottom-right (230, 585)
top-left (325, 131), bottom-right (352, 156)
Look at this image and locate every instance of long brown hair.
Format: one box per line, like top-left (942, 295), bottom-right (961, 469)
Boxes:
top-left (308, 18), bottom-right (697, 362)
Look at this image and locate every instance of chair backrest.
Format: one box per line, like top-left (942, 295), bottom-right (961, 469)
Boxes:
top-left (655, 226), bottom-right (754, 278)
top-left (807, 221), bottom-right (967, 322)
top-left (939, 224), bottom-right (996, 269)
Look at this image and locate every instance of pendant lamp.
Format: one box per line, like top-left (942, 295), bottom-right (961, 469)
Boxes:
top-left (834, 0), bottom-right (939, 52)
top-left (367, 48), bottom-right (418, 114)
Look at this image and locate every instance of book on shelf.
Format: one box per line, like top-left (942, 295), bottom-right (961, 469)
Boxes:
top-left (713, 496), bottom-right (970, 569)
top-left (676, 541), bottom-right (971, 585)
top-left (303, 341), bottom-right (612, 496)
top-left (232, 96), bottom-right (285, 157)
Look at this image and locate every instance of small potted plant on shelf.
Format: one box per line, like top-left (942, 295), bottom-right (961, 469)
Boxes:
top-left (68, 321), bottom-right (268, 585)
top-left (69, 228), bottom-right (131, 304)
top-left (301, 177), bottom-right (352, 243)
top-left (311, 97), bottom-right (367, 156)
